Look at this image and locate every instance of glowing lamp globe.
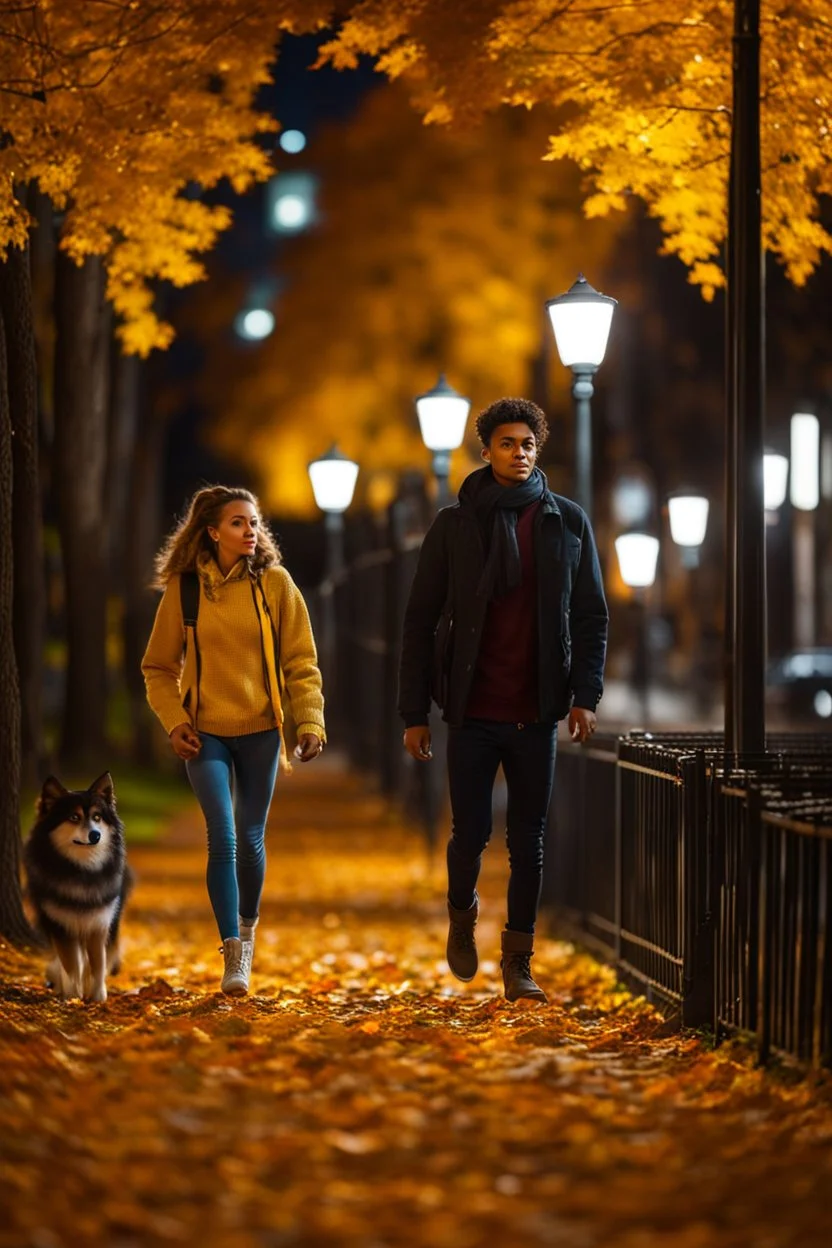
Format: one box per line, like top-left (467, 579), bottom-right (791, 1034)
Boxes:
top-left (668, 493), bottom-right (709, 548)
top-left (545, 275), bottom-right (617, 370)
top-left (615, 533), bottom-right (660, 589)
top-left (763, 451), bottom-right (789, 512)
top-left (414, 374), bottom-right (471, 452)
top-left (308, 445), bottom-right (359, 514)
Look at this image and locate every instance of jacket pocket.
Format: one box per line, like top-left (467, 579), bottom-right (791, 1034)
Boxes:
top-left (431, 609), bottom-right (455, 710)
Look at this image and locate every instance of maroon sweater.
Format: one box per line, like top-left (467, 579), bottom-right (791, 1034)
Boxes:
top-left (465, 501), bottom-right (540, 722)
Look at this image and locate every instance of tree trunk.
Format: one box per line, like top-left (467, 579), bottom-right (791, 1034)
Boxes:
top-left (0, 231), bottom-right (46, 788)
top-left (107, 345), bottom-right (140, 574)
top-left (0, 307), bottom-right (38, 945)
top-left (123, 381), bottom-right (166, 767)
top-left (53, 252), bottom-right (111, 768)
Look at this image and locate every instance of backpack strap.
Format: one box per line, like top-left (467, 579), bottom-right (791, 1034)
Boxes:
top-left (180, 570), bottom-right (200, 629)
top-left (179, 571), bottom-right (201, 718)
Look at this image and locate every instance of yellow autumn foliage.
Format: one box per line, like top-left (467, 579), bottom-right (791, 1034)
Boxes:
top-left (321, 0), bottom-right (832, 295)
top-left (0, 1), bottom-right (334, 353)
top-left (205, 84), bottom-right (620, 516)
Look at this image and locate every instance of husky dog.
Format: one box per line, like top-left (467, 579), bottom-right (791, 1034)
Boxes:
top-left (24, 773), bottom-right (133, 1003)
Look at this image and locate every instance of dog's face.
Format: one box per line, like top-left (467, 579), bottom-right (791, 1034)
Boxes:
top-left (36, 773), bottom-right (121, 870)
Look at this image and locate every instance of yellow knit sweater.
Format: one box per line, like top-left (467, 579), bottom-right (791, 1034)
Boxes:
top-left (141, 553), bottom-right (325, 743)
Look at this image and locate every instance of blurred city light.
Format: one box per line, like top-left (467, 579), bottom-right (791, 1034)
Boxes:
top-left (615, 533), bottom-right (660, 589)
top-left (668, 493), bottom-right (709, 547)
top-left (790, 412), bottom-right (820, 511)
top-left (815, 690), bottom-right (832, 719)
top-left (266, 171), bottom-right (318, 236)
top-left (274, 194), bottom-right (309, 230)
top-left (611, 471), bottom-right (653, 528)
top-left (234, 308), bottom-right (275, 341)
top-left (279, 129), bottom-right (307, 154)
top-left (308, 445), bottom-right (359, 513)
top-left (763, 451), bottom-right (789, 511)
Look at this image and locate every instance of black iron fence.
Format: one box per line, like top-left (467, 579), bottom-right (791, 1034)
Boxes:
top-left (306, 517), bottom-right (832, 1067)
top-left (307, 520), bottom-right (448, 856)
top-left (545, 733), bottom-right (832, 1067)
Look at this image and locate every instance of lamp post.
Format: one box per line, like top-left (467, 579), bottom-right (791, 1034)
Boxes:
top-left (790, 412), bottom-right (820, 649)
top-left (308, 446), bottom-right (359, 736)
top-left (545, 274), bottom-right (617, 517)
top-left (615, 532), bottom-right (660, 722)
top-left (308, 444), bottom-right (359, 579)
top-left (414, 374), bottom-right (471, 509)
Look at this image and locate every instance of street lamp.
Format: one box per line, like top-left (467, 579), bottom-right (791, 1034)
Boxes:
top-left (615, 532), bottom-right (659, 722)
top-left (668, 491), bottom-right (709, 569)
top-left (414, 373), bottom-right (471, 508)
top-left (308, 444), bottom-right (359, 579)
top-left (545, 274), bottom-right (617, 517)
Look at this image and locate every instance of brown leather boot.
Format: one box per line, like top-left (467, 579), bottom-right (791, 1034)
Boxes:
top-left (501, 929), bottom-right (547, 1003)
top-left (446, 894), bottom-right (479, 982)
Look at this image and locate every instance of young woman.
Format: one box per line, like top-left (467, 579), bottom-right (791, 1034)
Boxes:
top-left (142, 485), bottom-right (325, 995)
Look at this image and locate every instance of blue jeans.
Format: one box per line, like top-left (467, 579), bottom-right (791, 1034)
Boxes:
top-left (446, 719), bottom-right (557, 934)
top-left (186, 729), bottom-right (281, 940)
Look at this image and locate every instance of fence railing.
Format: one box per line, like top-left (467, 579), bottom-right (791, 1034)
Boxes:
top-left (308, 526), bottom-right (448, 855)
top-left (544, 732), bottom-right (832, 1067)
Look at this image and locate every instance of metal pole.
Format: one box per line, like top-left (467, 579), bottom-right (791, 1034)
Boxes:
top-left (634, 595), bottom-right (650, 725)
top-left (320, 512), bottom-right (345, 716)
top-left (727, 0), bottom-right (766, 754)
top-left (324, 510), bottom-right (345, 580)
top-left (432, 450), bottom-right (452, 510)
top-left (572, 367), bottom-right (595, 517)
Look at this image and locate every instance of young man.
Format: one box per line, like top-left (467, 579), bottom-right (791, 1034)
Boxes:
top-left (399, 397), bottom-right (608, 1002)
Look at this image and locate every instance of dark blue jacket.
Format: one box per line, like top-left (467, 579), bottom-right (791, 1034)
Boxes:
top-left (398, 489), bottom-right (608, 728)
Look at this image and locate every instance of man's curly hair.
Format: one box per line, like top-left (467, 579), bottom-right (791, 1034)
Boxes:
top-left (474, 397), bottom-right (549, 450)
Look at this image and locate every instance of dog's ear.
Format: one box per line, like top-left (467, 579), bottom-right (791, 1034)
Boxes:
top-left (89, 772), bottom-right (115, 806)
top-left (38, 776), bottom-right (68, 815)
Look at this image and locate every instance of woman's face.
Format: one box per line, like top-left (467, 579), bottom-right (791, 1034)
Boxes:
top-left (208, 499), bottom-right (260, 566)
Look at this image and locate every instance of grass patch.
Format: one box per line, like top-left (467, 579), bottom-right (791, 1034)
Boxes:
top-left (20, 764), bottom-right (193, 845)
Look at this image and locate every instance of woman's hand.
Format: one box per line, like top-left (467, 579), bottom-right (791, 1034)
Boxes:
top-left (170, 723), bottom-right (202, 760)
top-left (294, 733), bottom-right (324, 762)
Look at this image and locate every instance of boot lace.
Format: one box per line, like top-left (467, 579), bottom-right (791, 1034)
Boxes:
top-left (450, 923), bottom-right (475, 952)
top-left (221, 942), bottom-right (243, 973)
top-left (240, 940), bottom-right (253, 978)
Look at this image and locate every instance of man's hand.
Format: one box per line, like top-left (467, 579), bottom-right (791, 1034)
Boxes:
top-left (294, 733), bottom-right (323, 762)
top-left (403, 725), bottom-right (433, 762)
top-left (170, 723), bottom-right (202, 760)
top-left (568, 707), bottom-right (597, 744)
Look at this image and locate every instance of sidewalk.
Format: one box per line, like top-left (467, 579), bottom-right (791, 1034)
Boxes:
top-left (1, 756), bottom-right (831, 1248)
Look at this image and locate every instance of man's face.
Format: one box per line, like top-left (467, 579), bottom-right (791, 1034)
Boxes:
top-left (482, 422), bottom-right (537, 487)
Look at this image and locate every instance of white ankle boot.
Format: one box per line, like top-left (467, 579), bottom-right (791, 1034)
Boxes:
top-left (220, 937), bottom-right (248, 995)
top-left (239, 915), bottom-right (258, 988)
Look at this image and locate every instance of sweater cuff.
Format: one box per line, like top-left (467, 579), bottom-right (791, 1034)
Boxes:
top-left (162, 710), bottom-right (193, 736)
top-left (296, 722), bottom-right (326, 743)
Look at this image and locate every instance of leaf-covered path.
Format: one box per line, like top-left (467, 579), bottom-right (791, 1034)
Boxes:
top-left (2, 759), bottom-right (832, 1248)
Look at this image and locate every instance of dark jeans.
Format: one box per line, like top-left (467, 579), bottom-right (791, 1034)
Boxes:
top-left (186, 729), bottom-right (281, 940)
top-left (446, 718), bottom-right (557, 934)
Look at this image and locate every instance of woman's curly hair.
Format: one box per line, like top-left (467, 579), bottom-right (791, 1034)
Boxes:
top-left (475, 397), bottom-right (550, 450)
top-left (152, 485), bottom-right (281, 588)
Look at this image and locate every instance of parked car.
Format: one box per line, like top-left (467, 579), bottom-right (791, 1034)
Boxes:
top-left (767, 648), bottom-right (832, 728)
